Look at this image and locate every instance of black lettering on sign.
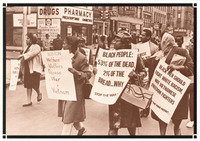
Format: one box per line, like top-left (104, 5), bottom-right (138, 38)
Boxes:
top-left (161, 76), bottom-right (171, 85)
top-left (116, 71), bottom-right (124, 77)
top-left (40, 8), bottom-right (59, 15)
top-left (122, 61), bottom-right (134, 67)
top-left (171, 82), bottom-right (183, 93)
top-left (114, 61), bottom-right (121, 67)
top-left (155, 70), bottom-right (162, 78)
top-left (173, 75), bottom-right (186, 86)
top-left (159, 65), bottom-right (167, 73)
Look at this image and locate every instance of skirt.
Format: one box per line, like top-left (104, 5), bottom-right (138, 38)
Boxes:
top-left (24, 61), bottom-right (40, 89)
top-left (109, 98), bottom-right (141, 129)
top-left (151, 91), bottom-right (189, 122)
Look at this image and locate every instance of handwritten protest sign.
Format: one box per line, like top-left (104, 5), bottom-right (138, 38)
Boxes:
top-left (41, 50), bottom-right (76, 101)
top-left (132, 42), bottom-right (151, 58)
top-left (149, 60), bottom-right (191, 124)
top-left (81, 47), bottom-right (90, 63)
top-left (90, 48), bottom-right (138, 105)
top-left (9, 60), bottom-right (20, 91)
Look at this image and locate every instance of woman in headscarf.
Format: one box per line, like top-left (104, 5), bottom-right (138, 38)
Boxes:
top-left (108, 30), bottom-right (147, 135)
top-left (151, 25), bottom-right (194, 135)
top-left (58, 36), bottom-right (92, 135)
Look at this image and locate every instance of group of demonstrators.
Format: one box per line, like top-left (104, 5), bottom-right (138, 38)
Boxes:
top-left (16, 23), bottom-right (194, 136)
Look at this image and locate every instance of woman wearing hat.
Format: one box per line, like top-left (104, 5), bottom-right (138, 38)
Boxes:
top-left (58, 36), bottom-right (92, 135)
top-left (108, 31), bottom-right (147, 135)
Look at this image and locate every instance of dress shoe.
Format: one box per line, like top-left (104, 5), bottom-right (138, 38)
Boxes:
top-left (22, 102), bottom-right (32, 107)
top-left (186, 121), bottom-right (194, 128)
top-left (77, 127), bottom-right (86, 135)
top-left (37, 93), bottom-right (42, 102)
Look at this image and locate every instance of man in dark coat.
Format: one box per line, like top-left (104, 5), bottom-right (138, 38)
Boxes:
top-left (53, 34), bottom-right (63, 50)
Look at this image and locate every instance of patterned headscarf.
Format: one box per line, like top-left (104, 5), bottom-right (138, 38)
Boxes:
top-left (160, 32), bottom-right (177, 56)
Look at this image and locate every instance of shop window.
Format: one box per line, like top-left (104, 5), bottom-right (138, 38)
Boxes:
top-left (6, 14), bottom-right (13, 46)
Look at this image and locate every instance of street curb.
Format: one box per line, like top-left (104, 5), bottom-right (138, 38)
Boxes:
top-left (6, 75), bottom-right (45, 88)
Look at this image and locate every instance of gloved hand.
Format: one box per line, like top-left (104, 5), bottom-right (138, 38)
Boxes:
top-left (68, 68), bottom-right (81, 76)
top-left (128, 70), bottom-right (137, 78)
top-left (167, 64), bottom-right (184, 73)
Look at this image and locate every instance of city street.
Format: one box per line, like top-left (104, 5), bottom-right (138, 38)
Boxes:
top-left (6, 79), bottom-right (193, 136)
top-left (4, 5), bottom-right (195, 137)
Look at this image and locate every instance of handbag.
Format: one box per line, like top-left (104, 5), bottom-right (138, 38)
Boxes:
top-left (121, 83), bottom-right (153, 109)
top-left (82, 77), bottom-right (93, 99)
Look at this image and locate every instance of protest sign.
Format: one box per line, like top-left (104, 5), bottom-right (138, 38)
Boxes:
top-left (90, 48), bottom-right (138, 105)
top-left (81, 47), bottom-right (90, 63)
top-left (149, 60), bottom-right (191, 124)
top-left (41, 50), bottom-right (76, 101)
top-left (132, 42), bottom-right (151, 59)
top-left (9, 60), bottom-right (20, 91)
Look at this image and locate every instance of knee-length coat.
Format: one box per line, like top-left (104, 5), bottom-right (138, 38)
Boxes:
top-left (58, 50), bottom-right (91, 124)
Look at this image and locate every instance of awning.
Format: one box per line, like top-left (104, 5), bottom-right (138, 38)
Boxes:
top-left (111, 16), bottom-right (143, 25)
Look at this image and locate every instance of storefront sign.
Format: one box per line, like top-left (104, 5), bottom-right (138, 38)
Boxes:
top-left (118, 22), bottom-right (130, 31)
top-left (38, 7), bottom-right (62, 18)
top-left (13, 13), bottom-right (37, 27)
top-left (62, 7), bottom-right (93, 24)
top-left (38, 19), bottom-right (60, 41)
top-left (41, 50), bottom-right (76, 101)
top-left (174, 28), bottom-right (187, 33)
top-left (149, 60), bottom-right (191, 124)
top-left (90, 48), bottom-right (138, 105)
top-left (38, 7), bottom-right (93, 24)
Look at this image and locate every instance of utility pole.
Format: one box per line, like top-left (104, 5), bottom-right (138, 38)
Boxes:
top-left (22, 7), bottom-right (27, 50)
top-left (102, 6), bottom-right (106, 35)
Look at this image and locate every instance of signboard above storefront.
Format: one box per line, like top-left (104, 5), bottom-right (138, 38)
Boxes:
top-left (118, 22), bottom-right (130, 32)
top-left (13, 13), bottom-right (37, 27)
top-left (62, 7), bottom-right (93, 24)
top-left (38, 6), bottom-right (93, 24)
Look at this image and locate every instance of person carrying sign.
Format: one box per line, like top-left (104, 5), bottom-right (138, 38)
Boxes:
top-left (108, 31), bottom-right (147, 135)
top-left (141, 29), bottom-right (159, 56)
top-left (18, 33), bottom-right (43, 107)
top-left (78, 37), bottom-right (93, 65)
top-left (58, 36), bottom-right (92, 135)
top-left (150, 24), bottom-right (193, 135)
top-left (139, 29), bottom-right (159, 117)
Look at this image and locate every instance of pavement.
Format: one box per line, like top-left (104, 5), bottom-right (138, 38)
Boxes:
top-left (5, 79), bottom-right (194, 136)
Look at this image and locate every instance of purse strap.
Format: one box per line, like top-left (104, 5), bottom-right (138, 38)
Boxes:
top-left (127, 74), bottom-right (153, 100)
top-left (126, 74), bottom-right (145, 99)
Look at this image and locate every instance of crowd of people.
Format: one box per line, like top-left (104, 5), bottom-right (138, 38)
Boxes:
top-left (17, 24), bottom-right (194, 136)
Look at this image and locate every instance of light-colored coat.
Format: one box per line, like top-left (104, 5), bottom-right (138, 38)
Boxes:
top-left (20, 44), bottom-right (43, 74)
top-left (149, 41), bottom-right (159, 56)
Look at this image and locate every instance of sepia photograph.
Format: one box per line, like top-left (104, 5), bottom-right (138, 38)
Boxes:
top-left (2, 1), bottom-right (198, 139)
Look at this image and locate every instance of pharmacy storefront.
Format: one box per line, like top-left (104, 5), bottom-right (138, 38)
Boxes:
top-left (38, 6), bottom-right (93, 45)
